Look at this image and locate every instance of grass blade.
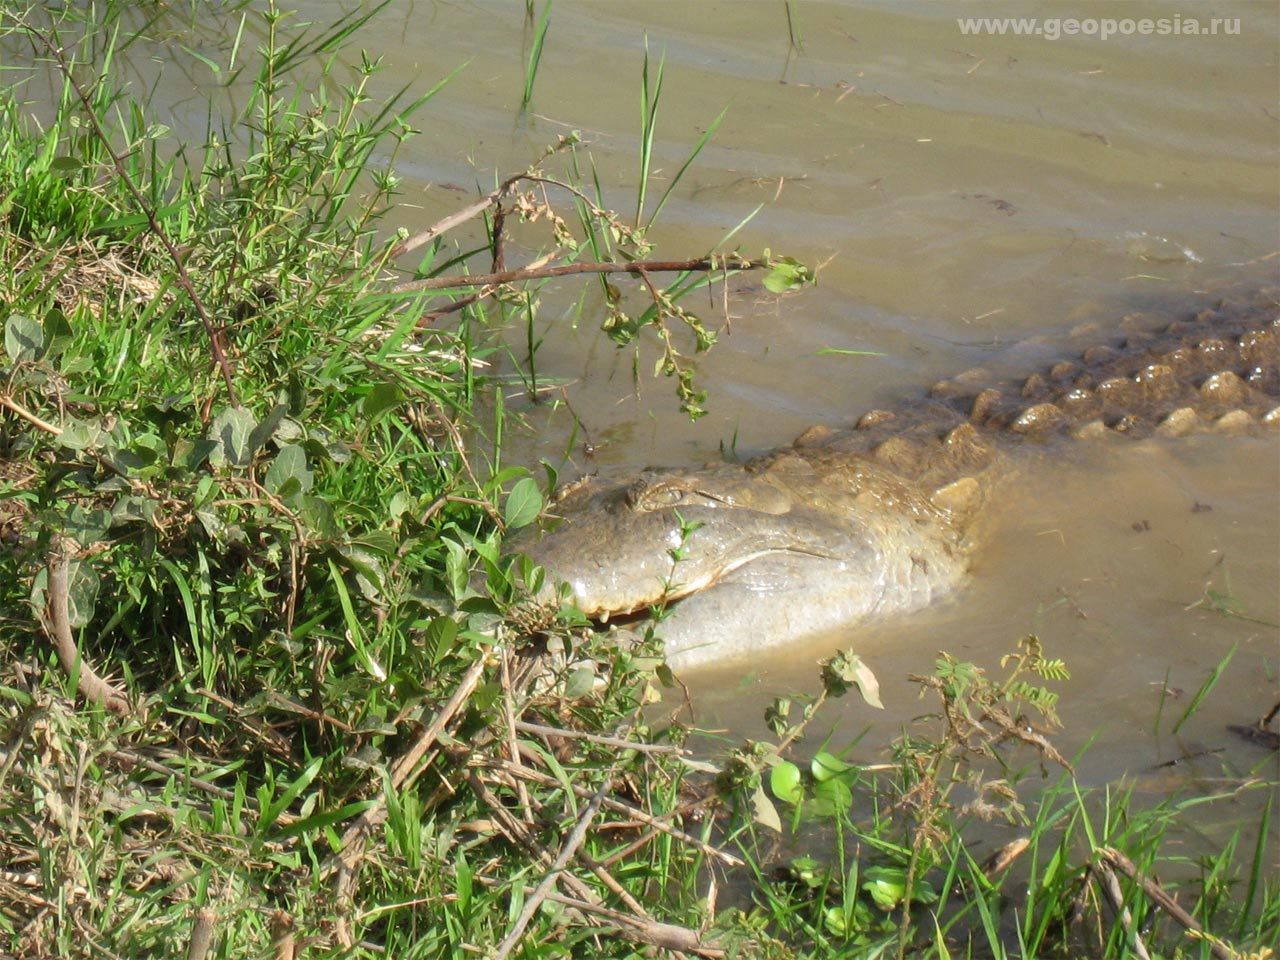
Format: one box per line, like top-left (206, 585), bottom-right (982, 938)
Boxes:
top-left (635, 37), bottom-right (665, 228)
top-left (645, 103), bottom-right (728, 229)
top-left (522, 0), bottom-right (552, 107)
top-left (1172, 643), bottom-right (1236, 735)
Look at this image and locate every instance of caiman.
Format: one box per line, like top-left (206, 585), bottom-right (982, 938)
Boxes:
top-left (513, 289), bottom-right (1280, 669)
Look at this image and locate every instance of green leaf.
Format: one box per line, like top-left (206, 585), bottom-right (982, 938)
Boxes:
top-left (337, 543), bottom-right (386, 599)
top-left (42, 308), bottom-right (73, 358)
top-left (112, 433), bottom-right (166, 474)
top-left (259, 756), bottom-right (323, 834)
top-left (563, 667), bottom-right (596, 699)
top-left (272, 800), bottom-right (376, 840)
top-left (112, 495), bottom-right (158, 525)
top-left (349, 532), bottom-right (397, 556)
top-left (472, 681), bottom-right (502, 712)
top-left (811, 751), bottom-right (854, 782)
top-left (5, 313), bottom-right (44, 362)
top-left (820, 650), bottom-right (883, 709)
top-left (57, 418), bottom-right (102, 451)
top-left (297, 496), bottom-right (337, 537)
top-left (503, 476), bottom-right (543, 530)
top-left (424, 616), bottom-right (459, 665)
top-left (388, 490), bottom-right (414, 521)
top-left (245, 401), bottom-right (288, 460)
top-left (65, 559), bottom-right (100, 628)
top-left (208, 406), bottom-right (258, 467)
top-left (863, 866), bottom-right (907, 911)
top-left (62, 506), bottom-right (112, 546)
top-left (765, 697), bottom-right (793, 736)
top-left (442, 538), bottom-right (471, 601)
top-left (788, 857), bottom-right (823, 888)
top-left (264, 444), bottom-right (313, 496)
top-left (812, 777), bottom-right (854, 816)
top-left (49, 156), bottom-right (85, 174)
top-left (361, 381), bottom-right (403, 423)
top-left (172, 438), bottom-right (218, 471)
top-left (769, 760), bottom-right (803, 804)
top-left (762, 257), bottom-right (813, 294)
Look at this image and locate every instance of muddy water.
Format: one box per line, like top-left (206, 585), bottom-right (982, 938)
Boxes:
top-left (270, 2), bottom-right (1280, 791)
top-left (91, 2), bottom-right (1276, 790)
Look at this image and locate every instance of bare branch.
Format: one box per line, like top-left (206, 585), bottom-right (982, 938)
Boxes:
top-left (41, 545), bottom-right (130, 716)
top-left (390, 255), bottom-right (763, 295)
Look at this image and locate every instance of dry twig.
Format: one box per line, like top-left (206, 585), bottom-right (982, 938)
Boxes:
top-left (389, 255), bottom-right (761, 296)
top-left (41, 545), bottom-right (130, 716)
top-left (491, 782), bottom-right (610, 960)
top-left (484, 756), bottom-right (742, 867)
top-left (186, 907), bottom-right (217, 960)
top-left (1094, 859), bottom-right (1152, 960)
top-left (1098, 847), bottom-right (1235, 960)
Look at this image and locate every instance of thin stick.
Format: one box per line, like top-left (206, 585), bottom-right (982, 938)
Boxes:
top-left (186, 906), bottom-right (217, 960)
top-left (514, 720), bottom-right (685, 754)
top-left (485, 757), bottom-right (742, 866)
top-left (1099, 848), bottom-right (1235, 960)
top-left (0, 394), bottom-right (62, 435)
top-left (389, 255), bottom-right (762, 295)
top-left (468, 872), bottom-right (729, 957)
top-left (387, 139), bottom-right (583, 262)
top-left (533, 889), bottom-right (726, 957)
top-left (1095, 861), bottom-right (1152, 960)
top-left (329, 652), bottom-right (489, 889)
top-left (269, 909), bottom-right (296, 960)
top-left (492, 781), bottom-right (609, 960)
top-left (42, 547), bottom-right (130, 716)
top-left (390, 171), bottom-right (527, 260)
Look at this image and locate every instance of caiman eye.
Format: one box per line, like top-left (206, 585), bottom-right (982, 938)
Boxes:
top-left (626, 478), bottom-right (686, 511)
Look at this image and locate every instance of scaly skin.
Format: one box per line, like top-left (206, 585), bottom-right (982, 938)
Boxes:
top-left (512, 290), bottom-right (1280, 668)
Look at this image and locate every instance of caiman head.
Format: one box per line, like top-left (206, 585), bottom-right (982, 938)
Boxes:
top-left (509, 449), bottom-right (971, 629)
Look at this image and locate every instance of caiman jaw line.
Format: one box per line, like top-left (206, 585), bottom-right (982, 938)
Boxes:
top-left (608, 544), bottom-right (850, 616)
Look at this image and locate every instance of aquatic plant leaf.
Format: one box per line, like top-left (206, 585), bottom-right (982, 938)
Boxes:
top-left (762, 256), bottom-right (812, 293)
top-left (811, 751), bottom-right (854, 782)
top-left (770, 760), bottom-right (803, 804)
top-left (751, 784), bottom-right (782, 832)
top-left (821, 650), bottom-right (883, 709)
top-left (812, 777), bottom-right (854, 816)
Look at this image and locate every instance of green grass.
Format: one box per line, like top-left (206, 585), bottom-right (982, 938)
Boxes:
top-left (717, 638), bottom-right (1279, 959)
top-left (0, 4), bottom-right (1273, 959)
top-left (521, 0), bottom-right (552, 108)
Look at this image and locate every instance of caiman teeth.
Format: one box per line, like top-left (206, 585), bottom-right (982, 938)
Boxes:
top-left (595, 546), bottom-right (847, 620)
